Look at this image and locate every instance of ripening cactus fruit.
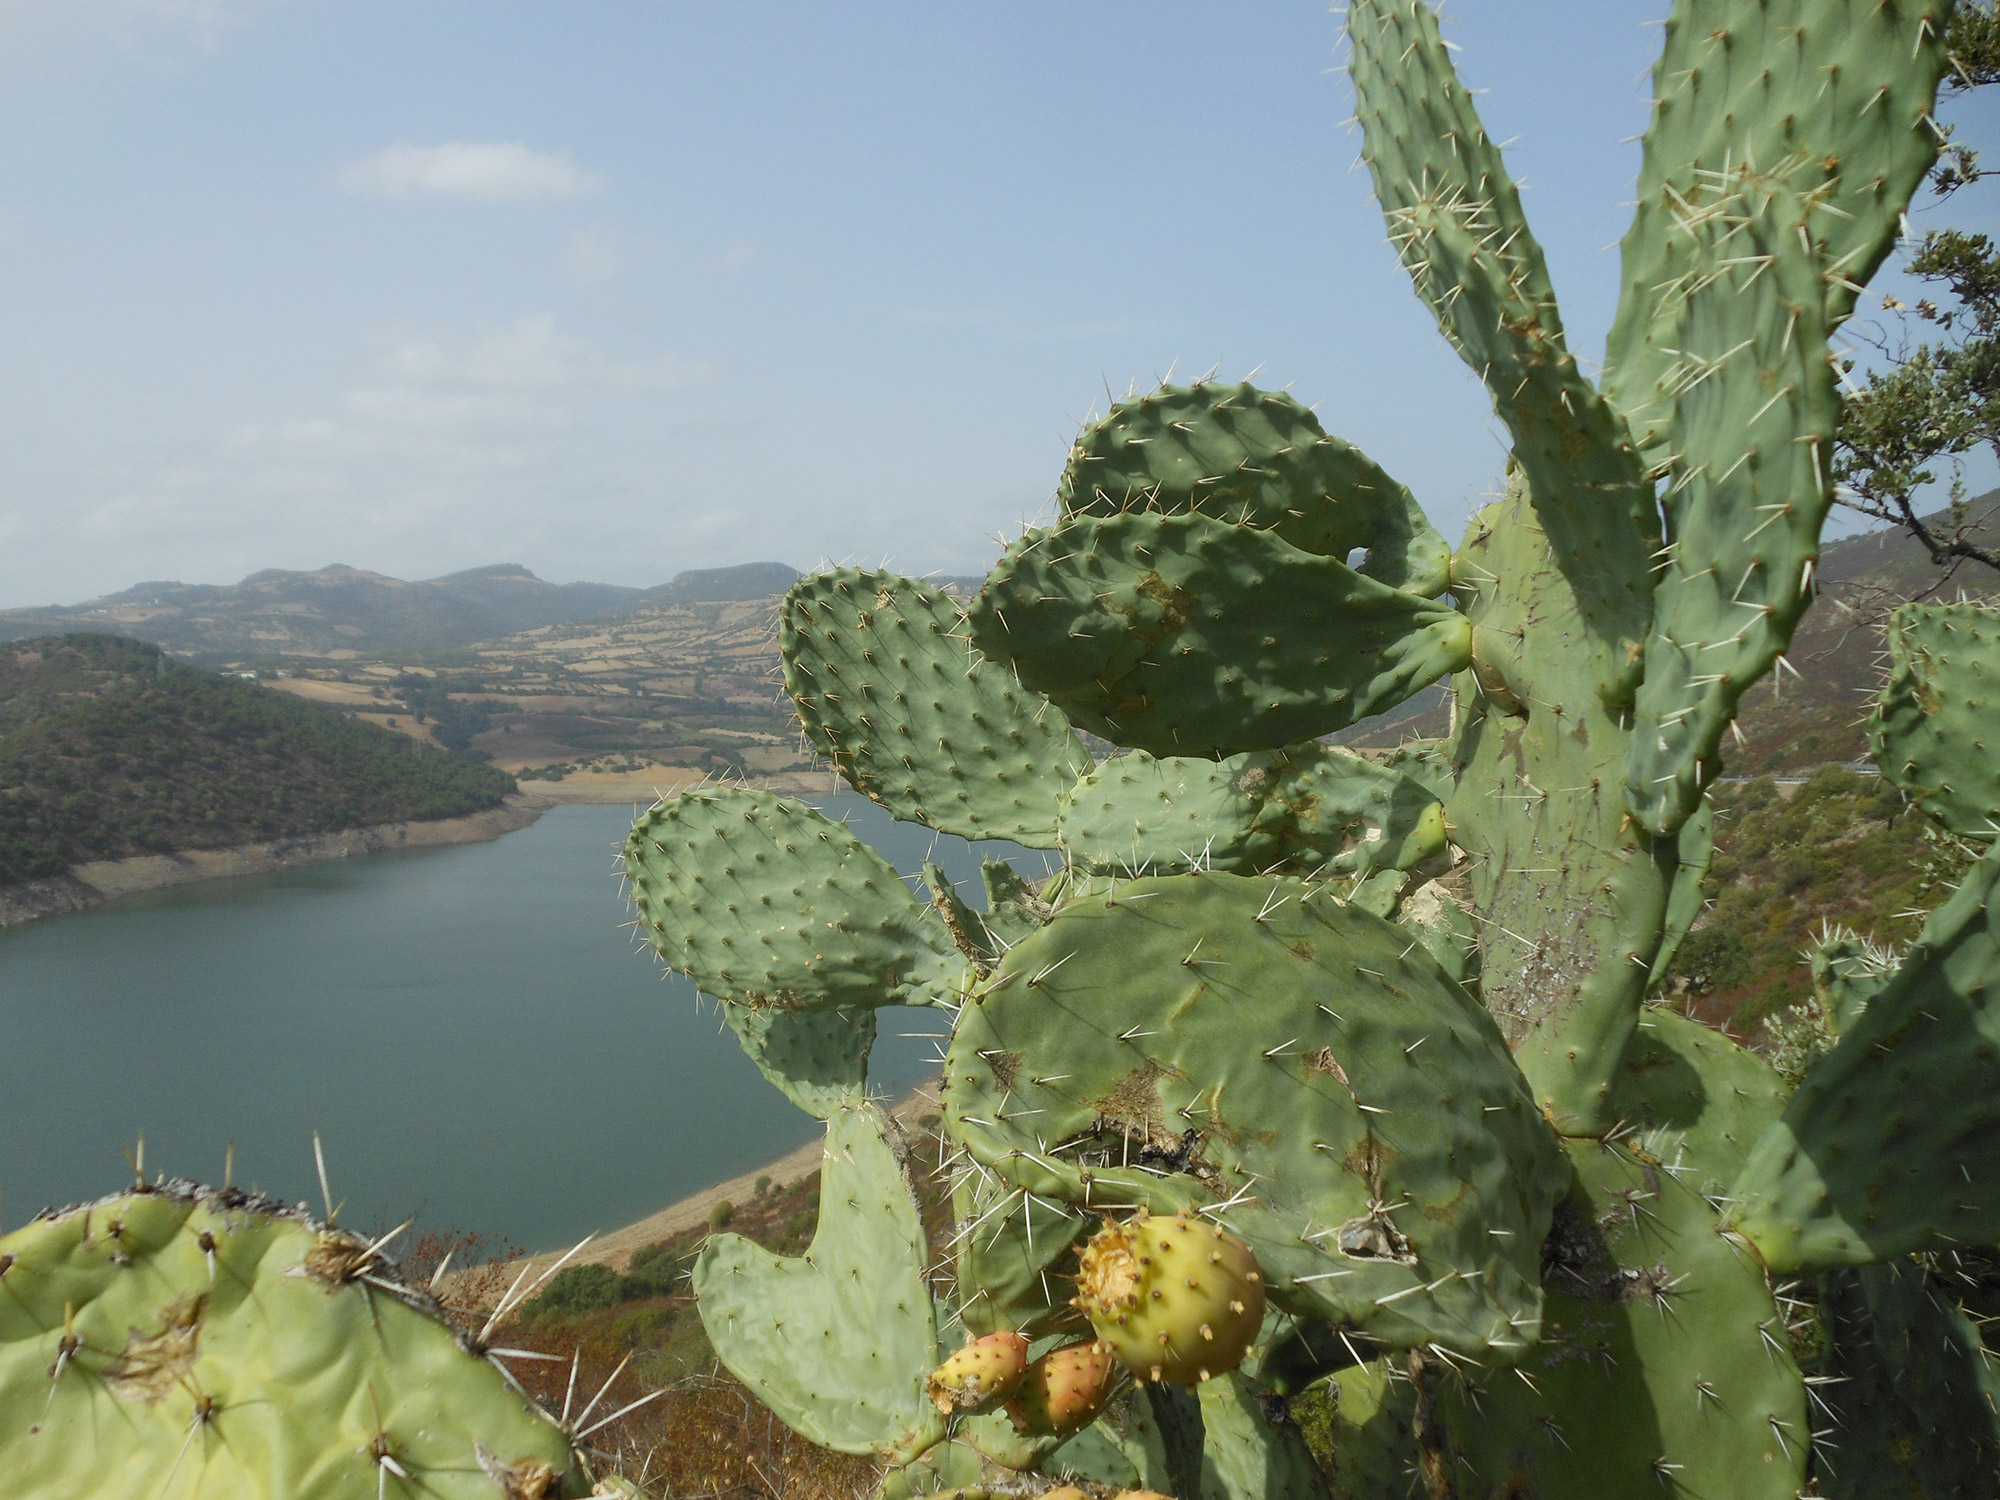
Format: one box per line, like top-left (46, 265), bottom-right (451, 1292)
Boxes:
top-left (1005, 1340), bottom-right (1119, 1437)
top-left (926, 1331), bottom-right (1030, 1414)
top-left (1073, 1212), bottom-right (1265, 1384)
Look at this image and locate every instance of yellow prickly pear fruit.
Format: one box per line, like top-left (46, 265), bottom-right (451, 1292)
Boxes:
top-left (1041, 1489), bottom-right (1094, 1500)
top-left (1005, 1339), bottom-right (1119, 1436)
top-left (925, 1329), bottom-right (1030, 1413)
top-left (1073, 1210), bottom-right (1264, 1384)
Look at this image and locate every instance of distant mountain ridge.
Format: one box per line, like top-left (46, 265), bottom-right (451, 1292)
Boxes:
top-left (0, 560), bottom-right (802, 666)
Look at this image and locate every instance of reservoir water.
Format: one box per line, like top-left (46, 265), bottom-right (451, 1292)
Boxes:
top-left (0, 796), bottom-right (1053, 1251)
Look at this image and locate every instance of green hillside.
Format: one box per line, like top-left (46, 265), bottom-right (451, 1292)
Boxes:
top-left (0, 634), bottom-right (514, 886)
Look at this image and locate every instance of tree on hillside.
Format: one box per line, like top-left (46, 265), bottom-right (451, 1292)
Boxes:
top-left (1835, 0), bottom-right (2000, 574)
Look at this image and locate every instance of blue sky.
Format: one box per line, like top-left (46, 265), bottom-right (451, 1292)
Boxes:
top-left (0, 1), bottom-right (1990, 607)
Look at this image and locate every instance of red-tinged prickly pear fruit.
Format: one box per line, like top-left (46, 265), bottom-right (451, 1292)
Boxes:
top-left (1073, 1210), bottom-right (1264, 1384)
top-left (1005, 1339), bottom-right (1119, 1436)
top-left (926, 1330), bottom-right (1030, 1413)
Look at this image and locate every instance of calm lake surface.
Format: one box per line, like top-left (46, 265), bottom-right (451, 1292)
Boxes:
top-left (0, 796), bottom-right (1053, 1251)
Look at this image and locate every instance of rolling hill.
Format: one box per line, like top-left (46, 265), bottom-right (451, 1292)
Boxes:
top-left (0, 635), bottom-right (515, 887)
top-left (0, 561), bottom-right (800, 667)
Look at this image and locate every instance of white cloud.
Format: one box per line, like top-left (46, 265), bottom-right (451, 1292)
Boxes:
top-left (340, 142), bottom-right (601, 204)
top-left (29, 316), bottom-right (717, 596)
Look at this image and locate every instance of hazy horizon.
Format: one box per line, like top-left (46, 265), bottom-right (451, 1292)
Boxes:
top-left (1, 1), bottom-right (1991, 612)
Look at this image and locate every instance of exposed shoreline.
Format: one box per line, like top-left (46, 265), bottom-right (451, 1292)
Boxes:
top-left (504, 1082), bottom-right (942, 1284)
top-left (0, 768), bottom-right (849, 929)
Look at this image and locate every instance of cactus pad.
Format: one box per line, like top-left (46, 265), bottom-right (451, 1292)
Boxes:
top-left (1621, 185), bottom-right (1840, 836)
top-left (1605, 0), bottom-right (1952, 462)
top-left (1347, 0), bottom-right (1658, 709)
top-left (0, 1182), bottom-right (581, 1497)
top-left (1872, 600), bottom-right (2000, 838)
top-left (1447, 486), bottom-right (1677, 1132)
top-left (1730, 841), bottom-right (2000, 1271)
top-left (783, 570), bottom-right (1088, 846)
top-left (1416, 1139), bottom-right (1810, 1498)
top-left (1608, 1006), bottom-right (1786, 1200)
top-left (1056, 743), bottom-right (1445, 883)
top-left (693, 1101), bottom-right (943, 1460)
top-left (721, 1002), bottom-right (876, 1120)
top-left (1058, 381), bottom-right (1449, 596)
top-left (951, 1169), bottom-right (1089, 1341)
top-left (1815, 1259), bottom-right (2000, 1498)
top-left (969, 511), bottom-right (1471, 756)
top-left (626, 787), bottom-right (963, 1011)
top-left (1809, 928), bottom-right (1899, 1037)
top-left (943, 872), bottom-right (1565, 1359)
top-left (1192, 1371), bottom-right (1324, 1500)
top-left (977, 859), bottom-right (1051, 949)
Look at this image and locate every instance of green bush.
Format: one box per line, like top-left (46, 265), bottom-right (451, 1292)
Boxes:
top-left (523, 1262), bottom-right (621, 1319)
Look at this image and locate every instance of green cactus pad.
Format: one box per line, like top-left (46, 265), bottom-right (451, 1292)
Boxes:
top-left (1394, 877), bottom-right (1479, 993)
top-left (626, 787), bottom-right (963, 1012)
top-left (1056, 743), bottom-right (1445, 883)
top-left (1810, 929), bottom-right (1899, 1037)
top-left (1730, 840), bottom-right (2000, 1271)
top-left (1058, 381), bottom-right (1449, 597)
top-left (1604, 0), bottom-right (1946, 834)
top-left (943, 872), bottom-right (1566, 1360)
top-left (1347, 0), bottom-right (1658, 710)
top-left (1447, 485), bottom-right (1677, 1134)
top-left (1044, 1415), bottom-right (1144, 1489)
top-left (782, 570), bottom-right (1089, 847)
top-left (1816, 1260), bottom-right (2000, 1498)
top-left (969, 511), bottom-right (1471, 757)
top-left (1413, 1140), bottom-right (1810, 1499)
top-left (1621, 183), bottom-right (1841, 837)
top-left (1608, 1006), bottom-right (1786, 1200)
top-left (721, 1002), bottom-right (875, 1120)
top-left (976, 860), bottom-right (1049, 949)
top-left (1193, 1372), bottom-right (1323, 1500)
top-left (924, 861), bottom-right (1002, 973)
top-left (0, 1183), bottom-right (581, 1497)
top-left (1605, 0), bottom-right (1951, 464)
top-left (949, 1167), bottom-right (1088, 1341)
top-left (1653, 796), bottom-right (1714, 994)
top-left (1061, 1388), bottom-right (1185, 1494)
top-left (1320, 1362), bottom-right (1414, 1500)
top-left (694, 1101), bottom-right (943, 1461)
top-left (872, 1439), bottom-right (1008, 1500)
top-left (1872, 601), bottom-right (2000, 838)
top-left (1379, 739), bottom-right (1453, 802)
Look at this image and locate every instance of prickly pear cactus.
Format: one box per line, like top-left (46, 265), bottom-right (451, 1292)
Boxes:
top-left (0, 1182), bottom-right (586, 1498)
top-left (617, 0), bottom-right (1974, 1495)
